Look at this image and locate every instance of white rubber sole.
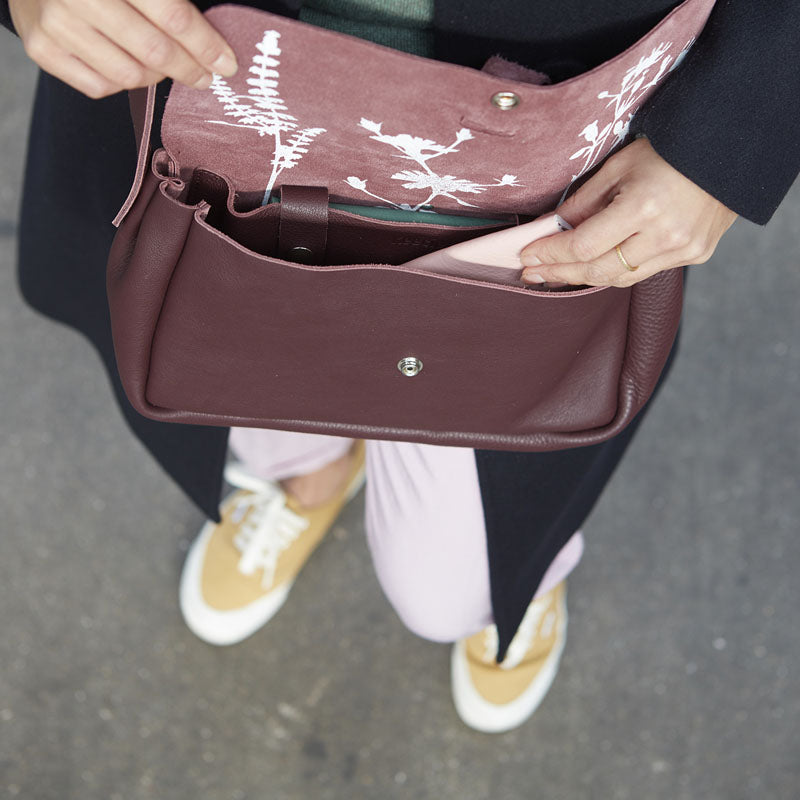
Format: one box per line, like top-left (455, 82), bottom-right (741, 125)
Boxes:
top-left (179, 458), bottom-right (366, 646)
top-left (450, 594), bottom-right (567, 734)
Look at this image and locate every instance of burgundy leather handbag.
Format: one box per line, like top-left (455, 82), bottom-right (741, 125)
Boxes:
top-left (106, 1), bottom-right (714, 451)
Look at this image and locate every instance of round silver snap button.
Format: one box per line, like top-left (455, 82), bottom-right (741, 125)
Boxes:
top-left (287, 246), bottom-right (314, 263)
top-left (491, 91), bottom-right (520, 110)
top-left (397, 357), bottom-right (423, 377)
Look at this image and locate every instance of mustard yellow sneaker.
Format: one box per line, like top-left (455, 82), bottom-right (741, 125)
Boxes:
top-left (180, 440), bottom-right (366, 645)
top-left (451, 581), bottom-right (567, 733)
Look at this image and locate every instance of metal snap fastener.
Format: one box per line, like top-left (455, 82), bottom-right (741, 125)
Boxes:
top-left (287, 246), bottom-right (314, 263)
top-left (398, 357), bottom-right (423, 377)
top-left (491, 91), bottom-right (520, 110)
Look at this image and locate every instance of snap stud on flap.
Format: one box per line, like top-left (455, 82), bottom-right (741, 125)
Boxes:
top-left (491, 92), bottom-right (520, 110)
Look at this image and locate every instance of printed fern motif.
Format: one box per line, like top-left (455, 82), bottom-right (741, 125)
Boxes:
top-left (205, 30), bottom-right (326, 204)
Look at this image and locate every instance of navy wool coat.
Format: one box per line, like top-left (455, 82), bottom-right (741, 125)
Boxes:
top-left (1, 0), bottom-right (798, 660)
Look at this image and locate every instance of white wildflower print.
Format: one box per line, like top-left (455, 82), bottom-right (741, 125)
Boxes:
top-left (347, 119), bottom-right (522, 211)
top-left (564, 41), bottom-right (675, 199)
top-left (205, 30), bottom-right (326, 203)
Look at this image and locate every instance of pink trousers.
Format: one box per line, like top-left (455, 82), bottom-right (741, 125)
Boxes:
top-left (228, 427), bottom-right (584, 643)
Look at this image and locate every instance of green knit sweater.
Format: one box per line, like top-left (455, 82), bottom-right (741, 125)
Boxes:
top-left (299, 0), bottom-right (434, 56)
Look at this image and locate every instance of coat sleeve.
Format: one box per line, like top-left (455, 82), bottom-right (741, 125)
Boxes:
top-left (629, 0), bottom-right (800, 225)
top-left (0, 0), bottom-right (16, 36)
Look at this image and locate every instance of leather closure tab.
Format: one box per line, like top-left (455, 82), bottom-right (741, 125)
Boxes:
top-left (277, 185), bottom-right (330, 264)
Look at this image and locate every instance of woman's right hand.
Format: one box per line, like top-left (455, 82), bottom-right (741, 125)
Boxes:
top-left (9, 0), bottom-right (238, 99)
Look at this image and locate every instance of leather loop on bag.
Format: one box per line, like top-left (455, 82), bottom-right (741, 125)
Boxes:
top-left (277, 185), bottom-right (330, 264)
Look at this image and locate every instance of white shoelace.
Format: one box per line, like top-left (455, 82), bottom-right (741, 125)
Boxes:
top-left (223, 463), bottom-right (311, 590)
top-left (482, 594), bottom-right (555, 670)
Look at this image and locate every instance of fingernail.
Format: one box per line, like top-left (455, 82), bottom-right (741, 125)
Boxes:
top-left (522, 271), bottom-right (547, 284)
top-left (212, 51), bottom-right (238, 77)
top-left (193, 73), bottom-right (213, 90)
top-left (520, 254), bottom-right (541, 267)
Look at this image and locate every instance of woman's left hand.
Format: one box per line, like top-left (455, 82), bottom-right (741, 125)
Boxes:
top-left (519, 137), bottom-right (738, 288)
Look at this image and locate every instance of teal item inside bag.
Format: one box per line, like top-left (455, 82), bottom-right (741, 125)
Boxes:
top-left (299, 0), bottom-right (435, 56)
top-left (267, 195), bottom-right (506, 226)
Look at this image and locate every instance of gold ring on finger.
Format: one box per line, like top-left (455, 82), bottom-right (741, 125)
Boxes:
top-left (615, 244), bottom-right (639, 272)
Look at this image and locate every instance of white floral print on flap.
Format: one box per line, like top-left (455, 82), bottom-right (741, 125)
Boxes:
top-left (159, 1), bottom-right (716, 216)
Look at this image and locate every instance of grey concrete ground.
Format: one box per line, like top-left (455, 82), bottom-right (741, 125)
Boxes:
top-left (1, 31), bottom-right (798, 800)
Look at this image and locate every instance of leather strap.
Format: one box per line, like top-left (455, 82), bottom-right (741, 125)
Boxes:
top-left (113, 85), bottom-right (158, 228)
top-left (277, 185), bottom-right (330, 264)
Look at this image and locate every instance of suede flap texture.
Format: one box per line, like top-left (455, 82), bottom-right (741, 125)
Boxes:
top-left (161, 0), bottom-right (716, 217)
